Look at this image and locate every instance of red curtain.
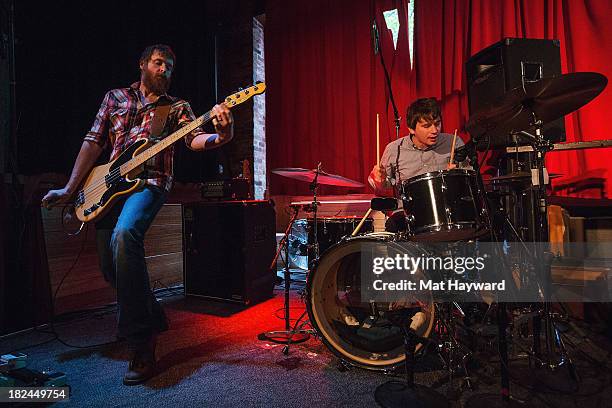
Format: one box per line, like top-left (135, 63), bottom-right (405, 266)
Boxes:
top-left (414, 0), bottom-right (612, 194)
top-left (265, 0), bottom-right (413, 195)
top-left (266, 0), bottom-right (612, 196)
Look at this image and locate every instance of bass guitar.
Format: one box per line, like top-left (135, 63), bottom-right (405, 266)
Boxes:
top-left (74, 82), bottom-right (266, 223)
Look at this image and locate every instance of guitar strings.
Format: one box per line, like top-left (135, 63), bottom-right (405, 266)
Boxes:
top-left (77, 110), bottom-right (213, 203)
top-left (77, 85), bottom-right (265, 204)
top-left (76, 82), bottom-right (261, 205)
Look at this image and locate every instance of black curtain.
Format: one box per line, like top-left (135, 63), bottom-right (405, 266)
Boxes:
top-left (14, 0), bottom-right (222, 181)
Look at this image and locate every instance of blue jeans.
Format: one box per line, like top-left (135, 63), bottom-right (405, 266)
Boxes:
top-left (95, 185), bottom-right (168, 347)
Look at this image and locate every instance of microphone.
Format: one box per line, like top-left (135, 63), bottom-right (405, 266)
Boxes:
top-left (371, 19), bottom-right (379, 55)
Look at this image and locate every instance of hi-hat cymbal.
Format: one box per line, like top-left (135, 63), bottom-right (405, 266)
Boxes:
top-left (467, 72), bottom-right (608, 136)
top-left (272, 167), bottom-right (365, 188)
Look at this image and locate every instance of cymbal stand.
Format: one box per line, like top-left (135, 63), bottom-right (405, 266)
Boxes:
top-left (429, 302), bottom-right (475, 399)
top-left (258, 204), bottom-right (310, 348)
top-left (276, 163), bottom-right (325, 354)
top-left (521, 118), bottom-right (577, 379)
top-left (308, 163), bottom-right (322, 264)
top-left (259, 163), bottom-right (326, 353)
top-left (462, 141), bottom-right (523, 407)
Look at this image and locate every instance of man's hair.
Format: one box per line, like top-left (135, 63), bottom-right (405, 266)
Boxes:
top-left (406, 97), bottom-right (442, 129)
top-left (139, 44), bottom-right (176, 66)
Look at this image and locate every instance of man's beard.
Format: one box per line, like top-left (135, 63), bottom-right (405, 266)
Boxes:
top-left (142, 69), bottom-right (171, 95)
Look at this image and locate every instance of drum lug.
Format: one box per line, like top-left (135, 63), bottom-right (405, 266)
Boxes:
top-left (407, 214), bottom-right (415, 225)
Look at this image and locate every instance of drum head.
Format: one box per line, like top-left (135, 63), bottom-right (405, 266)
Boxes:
top-left (306, 235), bottom-right (435, 371)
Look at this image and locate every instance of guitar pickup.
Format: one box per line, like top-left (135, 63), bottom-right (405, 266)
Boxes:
top-left (83, 203), bottom-right (100, 216)
top-left (74, 192), bottom-right (85, 206)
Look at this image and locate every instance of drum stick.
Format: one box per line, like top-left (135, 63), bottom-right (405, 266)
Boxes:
top-left (449, 129), bottom-right (458, 165)
top-left (352, 208), bottom-right (373, 236)
top-left (376, 114), bottom-right (380, 166)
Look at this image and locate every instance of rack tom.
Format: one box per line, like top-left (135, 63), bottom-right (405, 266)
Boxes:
top-left (400, 169), bottom-right (487, 241)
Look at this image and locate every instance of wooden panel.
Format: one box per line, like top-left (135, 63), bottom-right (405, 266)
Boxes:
top-left (42, 204), bottom-right (183, 314)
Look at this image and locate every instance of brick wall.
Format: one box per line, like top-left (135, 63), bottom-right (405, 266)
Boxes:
top-left (216, 15), bottom-right (266, 199)
top-left (253, 16), bottom-right (266, 199)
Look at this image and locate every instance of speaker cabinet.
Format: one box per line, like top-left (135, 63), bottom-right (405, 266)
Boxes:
top-left (466, 38), bottom-right (565, 148)
top-left (183, 200), bottom-right (276, 304)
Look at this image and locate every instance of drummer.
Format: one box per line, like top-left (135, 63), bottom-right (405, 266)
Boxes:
top-left (368, 97), bottom-right (470, 231)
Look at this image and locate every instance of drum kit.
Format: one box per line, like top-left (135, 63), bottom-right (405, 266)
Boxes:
top-left (262, 72), bottom-right (608, 407)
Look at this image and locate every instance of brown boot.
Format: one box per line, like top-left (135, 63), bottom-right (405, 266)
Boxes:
top-left (123, 337), bottom-right (157, 385)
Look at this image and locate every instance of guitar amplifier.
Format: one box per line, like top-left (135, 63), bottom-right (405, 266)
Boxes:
top-left (183, 200), bottom-right (276, 304)
top-left (200, 178), bottom-right (250, 201)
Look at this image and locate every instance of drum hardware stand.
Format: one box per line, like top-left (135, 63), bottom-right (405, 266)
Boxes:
top-left (429, 302), bottom-right (475, 398)
top-left (512, 123), bottom-right (578, 384)
top-left (463, 72), bottom-right (607, 405)
top-left (259, 163), bottom-right (327, 352)
top-left (460, 140), bottom-right (523, 407)
top-left (308, 162), bottom-right (322, 263)
top-left (374, 309), bottom-right (450, 408)
top-left (258, 203), bottom-right (311, 348)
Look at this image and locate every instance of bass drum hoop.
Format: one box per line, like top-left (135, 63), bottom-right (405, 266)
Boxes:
top-left (306, 233), bottom-right (435, 371)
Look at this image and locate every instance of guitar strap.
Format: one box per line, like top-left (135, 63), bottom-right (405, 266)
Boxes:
top-left (150, 101), bottom-right (171, 139)
top-left (142, 101), bottom-right (172, 178)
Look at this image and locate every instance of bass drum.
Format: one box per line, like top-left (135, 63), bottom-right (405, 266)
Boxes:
top-left (306, 233), bottom-right (435, 371)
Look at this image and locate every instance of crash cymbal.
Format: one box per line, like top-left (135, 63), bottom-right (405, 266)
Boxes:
top-left (467, 72), bottom-right (608, 136)
top-left (271, 167), bottom-right (365, 188)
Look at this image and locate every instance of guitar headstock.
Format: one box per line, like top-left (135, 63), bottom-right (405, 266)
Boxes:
top-left (224, 82), bottom-right (266, 107)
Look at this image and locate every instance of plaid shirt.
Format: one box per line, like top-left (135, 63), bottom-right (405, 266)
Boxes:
top-left (84, 82), bottom-right (206, 191)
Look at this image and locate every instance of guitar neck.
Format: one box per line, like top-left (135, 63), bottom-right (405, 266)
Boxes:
top-left (120, 109), bottom-right (213, 175)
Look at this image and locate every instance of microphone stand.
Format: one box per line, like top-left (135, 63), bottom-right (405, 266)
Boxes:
top-left (373, 19), bottom-right (401, 140)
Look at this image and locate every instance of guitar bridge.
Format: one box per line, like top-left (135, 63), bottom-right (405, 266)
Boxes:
top-left (83, 203), bottom-right (100, 216)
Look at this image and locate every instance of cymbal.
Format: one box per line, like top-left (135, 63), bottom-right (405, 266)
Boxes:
top-left (271, 167), bottom-right (365, 188)
top-left (467, 72), bottom-right (608, 136)
top-left (490, 172), bottom-right (563, 182)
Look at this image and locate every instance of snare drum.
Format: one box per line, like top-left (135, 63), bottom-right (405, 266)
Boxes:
top-left (401, 169), bottom-right (487, 241)
top-left (307, 216), bottom-right (374, 257)
top-left (290, 216), bottom-right (375, 268)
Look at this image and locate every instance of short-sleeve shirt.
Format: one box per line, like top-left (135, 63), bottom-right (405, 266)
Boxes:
top-left (380, 132), bottom-right (466, 188)
top-left (84, 82), bottom-right (206, 191)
